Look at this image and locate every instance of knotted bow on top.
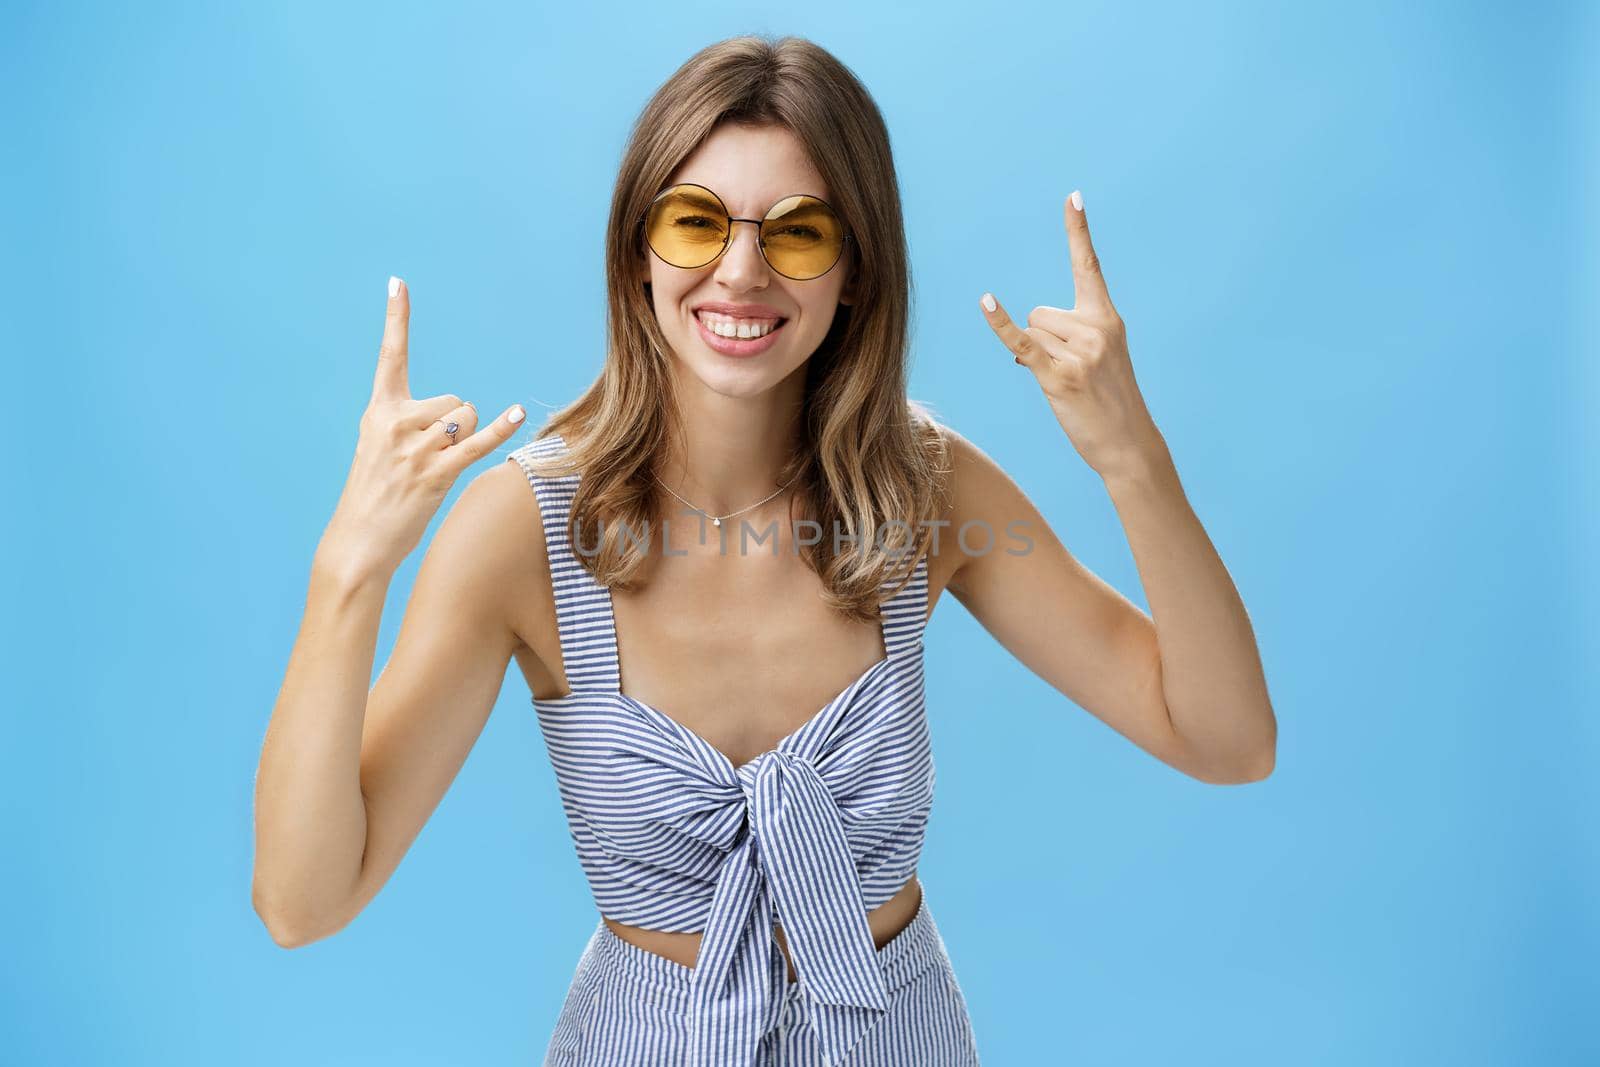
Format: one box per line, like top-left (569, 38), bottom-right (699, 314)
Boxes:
top-left (685, 749), bottom-right (890, 1067)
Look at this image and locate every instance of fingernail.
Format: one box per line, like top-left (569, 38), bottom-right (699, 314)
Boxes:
top-left (1014, 355), bottom-right (1022, 365)
top-left (981, 292), bottom-right (996, 312)
top-left (388, 275), bottom-right (402, 298)
top-left (1069, 190), bottom-right (1083, 212)
top-left (508, 405), bottom-right (525, 424)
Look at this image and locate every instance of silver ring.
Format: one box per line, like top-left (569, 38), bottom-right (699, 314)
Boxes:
top-left (433, 419), bottom-right (459, 445)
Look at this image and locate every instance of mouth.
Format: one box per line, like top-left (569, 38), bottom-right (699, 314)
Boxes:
top-left (692, 309), bottom-right (790, 357)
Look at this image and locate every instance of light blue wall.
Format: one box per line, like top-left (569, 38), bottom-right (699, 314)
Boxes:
top-left (3, 1), bottom-right (1593, 1063)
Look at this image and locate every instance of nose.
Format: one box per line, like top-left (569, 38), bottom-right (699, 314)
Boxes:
top-left (713, 218), bottom-right (770, 289)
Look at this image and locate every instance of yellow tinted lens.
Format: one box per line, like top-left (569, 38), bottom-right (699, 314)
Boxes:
top-left (762, 196), bottom-right (845, 279)
top-left (645, 187), bottom-right (729, 268)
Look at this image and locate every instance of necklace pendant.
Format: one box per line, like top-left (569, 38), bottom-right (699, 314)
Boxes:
top-left (711, 516), bottom-right (721, 527)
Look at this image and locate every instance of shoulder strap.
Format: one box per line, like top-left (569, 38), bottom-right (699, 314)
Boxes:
top-left (878, 552), bottom-right (929, 660)
top-left (506, 433), bottom-right (622, 695)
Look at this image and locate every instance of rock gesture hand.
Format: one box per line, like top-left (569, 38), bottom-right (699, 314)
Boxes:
top-left (980, 191), bottom-right (1165, 481)
top-left (319, 277), bottom-right (527, 582)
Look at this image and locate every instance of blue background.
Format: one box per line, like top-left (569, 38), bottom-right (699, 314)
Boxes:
top-left (3, 1), bottom-right (1594, 1063)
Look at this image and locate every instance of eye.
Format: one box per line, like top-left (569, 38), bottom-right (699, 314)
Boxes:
top-left (770, 225), bottom-right (822, 239)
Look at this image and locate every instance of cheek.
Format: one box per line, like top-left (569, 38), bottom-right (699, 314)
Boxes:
top-left (657, 275), bottom-right (701, 318)
top-left (786, 280), bottom-right (843, 327)
top-left (648, 282), bottom-right (686, 326)
top-left (797, 293), bottom-right (847, 335)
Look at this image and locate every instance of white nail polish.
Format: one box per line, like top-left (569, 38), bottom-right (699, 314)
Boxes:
top-left (508, 405), bottom-right (525, 424)
top-left (1069, 190), bottom-right (1083, 212)
top-left (981, 292), bottom-right (996, 312)
top-left (388, 276), bottom-right (401, 298)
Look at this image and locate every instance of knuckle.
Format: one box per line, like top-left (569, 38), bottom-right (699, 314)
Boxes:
top-left (378, 423), bottom-right (401, 448)
top-left (429, 453), bottom-right (461, 488)
top-left (361, 406), bottom-right (395, 441)
top-left (404, 443), bottom-right (434, 473)
top-left (419, 464), bottom-right (448, 492)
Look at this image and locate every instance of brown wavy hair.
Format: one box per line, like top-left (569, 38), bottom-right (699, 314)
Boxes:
top-left (518, 33), bottom-right (952, 622)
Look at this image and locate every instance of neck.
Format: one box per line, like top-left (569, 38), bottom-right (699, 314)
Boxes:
top-left (655, 363), bottom-right (807, 519)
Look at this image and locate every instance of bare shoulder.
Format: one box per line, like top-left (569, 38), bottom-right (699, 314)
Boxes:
top-left (439, 455), bottom-right (547, 593)
top-left (387, 456), bottom-right (545, 657)
top-left (448, 454), bottom-right (562, 693)
top-left (923, 420), bottom-right (1017, 598)
top-left (927, 418), bottom-right (1008, 515)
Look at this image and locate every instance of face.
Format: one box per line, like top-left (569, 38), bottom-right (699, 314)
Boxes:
top-left (637, 122), bottom-right (857, 399)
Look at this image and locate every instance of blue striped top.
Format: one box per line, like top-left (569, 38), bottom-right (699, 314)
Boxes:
top-left (507, 432), bottom-right (935, 1067)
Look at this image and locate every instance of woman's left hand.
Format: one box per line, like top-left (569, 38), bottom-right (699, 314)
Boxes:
top-left (980, 191), bottom-right (1166, 481)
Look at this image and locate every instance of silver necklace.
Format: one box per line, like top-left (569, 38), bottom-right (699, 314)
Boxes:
top-left (652, 468), bottom-right (801, 527)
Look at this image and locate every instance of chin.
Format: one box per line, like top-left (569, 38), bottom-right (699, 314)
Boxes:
top-left (667, 332), bottom-right (811, 393)
top-left (679, 357), bottom-right (788, 399)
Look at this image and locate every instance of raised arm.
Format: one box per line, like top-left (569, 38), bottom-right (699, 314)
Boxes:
top-left (954, 190), bottom-right (1276, 784)
top-left (250, 277), bottom-right (535, 946)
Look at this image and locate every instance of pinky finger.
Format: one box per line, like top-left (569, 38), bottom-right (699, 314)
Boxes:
top-left (982, 292), bottom-right (1066, 370)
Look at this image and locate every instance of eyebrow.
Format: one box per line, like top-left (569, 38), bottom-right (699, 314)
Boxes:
top-left (666, 186), bottom-right (829, 215)
top-left (669, 187), bottom-right (725, 213)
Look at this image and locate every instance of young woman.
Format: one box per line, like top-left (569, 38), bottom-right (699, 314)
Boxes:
top-left (252, 34), bottom-right (1276, 1067)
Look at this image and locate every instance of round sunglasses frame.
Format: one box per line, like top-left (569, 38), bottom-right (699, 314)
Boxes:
top-left (640, 182), bottom-right (854, 281)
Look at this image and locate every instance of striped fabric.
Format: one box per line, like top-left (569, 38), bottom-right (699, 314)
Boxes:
top-left (547, 890), bottom-right (981, 1066)
top-left (508, 433), bottom-right (941, 1067)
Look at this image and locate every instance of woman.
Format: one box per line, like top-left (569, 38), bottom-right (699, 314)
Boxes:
top-left (252, 34), bottom-right (1277, 1067)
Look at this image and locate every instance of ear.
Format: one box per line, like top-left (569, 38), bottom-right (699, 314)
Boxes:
top-left (838, 256), bottom-right (858, 307)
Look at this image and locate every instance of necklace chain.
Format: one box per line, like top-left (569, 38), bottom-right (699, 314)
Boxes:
top-left (652, 468), bottom-right (801, 527)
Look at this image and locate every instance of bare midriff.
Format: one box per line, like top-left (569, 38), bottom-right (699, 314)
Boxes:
top-left (601, 872), bottom-right (923, 984)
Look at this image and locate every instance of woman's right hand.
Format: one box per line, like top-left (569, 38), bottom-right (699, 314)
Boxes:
top-left (317, 276), bottom-right (527, 583)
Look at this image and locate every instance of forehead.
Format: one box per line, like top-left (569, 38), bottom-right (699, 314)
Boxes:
top-left (665, 123), bottom-right (831, 213)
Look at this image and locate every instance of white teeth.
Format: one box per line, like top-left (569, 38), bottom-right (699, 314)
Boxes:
top-left (697, 311), bottom-right (781, 339)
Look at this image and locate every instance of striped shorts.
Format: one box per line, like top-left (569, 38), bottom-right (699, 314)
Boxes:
top-left (543, 894), bottom-right (982, 1066)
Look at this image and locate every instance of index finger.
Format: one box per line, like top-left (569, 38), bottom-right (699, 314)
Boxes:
top-left (1064, 191), bottom-right (1113, 313)
top-left (372, 275), bottom-right (410, 402)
